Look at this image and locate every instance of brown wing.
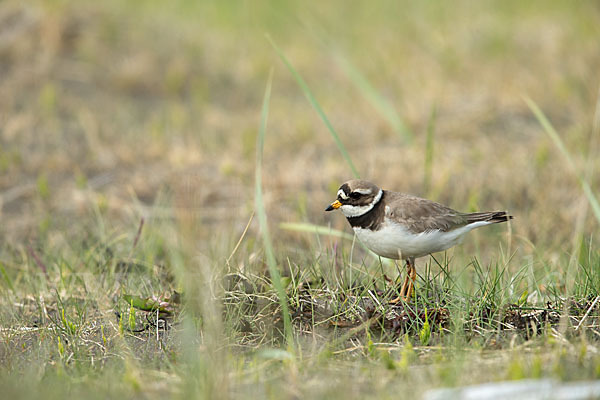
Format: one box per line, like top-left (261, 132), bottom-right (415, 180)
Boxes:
top-left (384, 192), bottom-right (468, 233)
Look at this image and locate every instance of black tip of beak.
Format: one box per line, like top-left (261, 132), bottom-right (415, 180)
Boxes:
top-left (325, 205), bottom-right (334, 212)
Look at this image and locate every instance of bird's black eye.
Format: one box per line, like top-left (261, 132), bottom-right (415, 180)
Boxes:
top-left (349, 192), bottom-right (361, 199)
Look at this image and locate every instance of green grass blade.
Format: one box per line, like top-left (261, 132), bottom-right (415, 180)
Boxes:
top-left (279, 222), bottom-right (355, 240)
top-left (255, 69), bottom-right (293, 345)
top-left (335, 55), bottom-right (413, 143)
top-left (0, 262), bottom-right (15, 293)
top-left (267, 35), bottom-right (360, 178)
top-left (424, 105), bottom-right (437, 195)
top-left (525, 96), bottom-right (600, 224)
top-left (280, 222), bottom-right (380, 259)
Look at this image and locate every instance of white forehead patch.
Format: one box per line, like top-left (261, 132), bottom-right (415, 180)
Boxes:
top-left (340, 189), bottom-right (383, 218)
top-left (353, 188), bottom-right (373, 195)
top-left (337, 189), bottom-right (349, 200)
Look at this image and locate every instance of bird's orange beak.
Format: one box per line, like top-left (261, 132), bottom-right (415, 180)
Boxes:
top-left (325, 200), bottom-right (342, 211)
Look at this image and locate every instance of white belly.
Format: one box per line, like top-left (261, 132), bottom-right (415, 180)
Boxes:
top-left (353, 221), bottom-right (490, 259)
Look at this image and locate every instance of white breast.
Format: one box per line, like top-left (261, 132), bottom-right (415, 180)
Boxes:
top-left (353, 220), bottom-right (492, 259)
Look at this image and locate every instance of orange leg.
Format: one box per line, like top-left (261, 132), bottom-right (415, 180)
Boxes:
top-left (389, 275), bottom-right (408, 304)
top-left (400, 272), bottom-right (409, 296)
top-left (389, 258), bottom-right (416, 304)
top-left (405, 257), bottom-right (416, 300)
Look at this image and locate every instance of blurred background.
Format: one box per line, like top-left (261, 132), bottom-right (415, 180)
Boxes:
top-left (2, 2), bottom-right (600, 398)
top-left (1, 0), bottom-right (599, 270)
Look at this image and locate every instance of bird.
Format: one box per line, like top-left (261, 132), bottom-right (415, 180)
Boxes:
top-left (325, 179), bottom-right (512, 302)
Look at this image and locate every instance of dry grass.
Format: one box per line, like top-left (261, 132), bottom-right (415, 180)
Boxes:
top-left (1, 0), bottom-right (600, 398)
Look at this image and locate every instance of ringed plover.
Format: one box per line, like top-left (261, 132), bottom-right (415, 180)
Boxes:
top-left (325, 180), bottom-right (513, 301)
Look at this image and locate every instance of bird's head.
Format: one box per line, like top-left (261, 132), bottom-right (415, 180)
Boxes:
top-left (325, 180), bottom-right (383, 218)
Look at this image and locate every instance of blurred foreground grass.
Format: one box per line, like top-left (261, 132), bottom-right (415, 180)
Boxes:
top-left (1, 0), bottom-right (600, 398)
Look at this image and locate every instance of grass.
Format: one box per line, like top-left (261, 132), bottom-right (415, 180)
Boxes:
top-left (255, 69), bottom-right (293, 345)
top-left (268, 35), bottom-right (361, 178)
top-left (525, 96), bottom-right (600, 224)
top-left (1, 0), bottom-right (600, 399)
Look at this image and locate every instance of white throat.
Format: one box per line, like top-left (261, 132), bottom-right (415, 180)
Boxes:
top-left (340, 189), bottom-right (383, 218)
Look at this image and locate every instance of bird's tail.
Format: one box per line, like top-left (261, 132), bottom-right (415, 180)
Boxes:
top-left (465, 211), bottom-right (513, 224)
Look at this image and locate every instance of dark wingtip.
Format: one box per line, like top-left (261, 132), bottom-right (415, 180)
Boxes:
top-left (466, 211), bottom-right (514, 224)
top-left (491, 211), bottom-right (513, 223)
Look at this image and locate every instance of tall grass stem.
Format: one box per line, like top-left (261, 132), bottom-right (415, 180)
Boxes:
top-left (424, 105), bottom-right (437, 196)
top-left (267, 35), bottom-right (360, 178)
top-left (524, 96), bottom-right (600, 224)
top-left (255, 69), bottom-right (294, 345)
top-left (335, 55), bottom-right (413, 143)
